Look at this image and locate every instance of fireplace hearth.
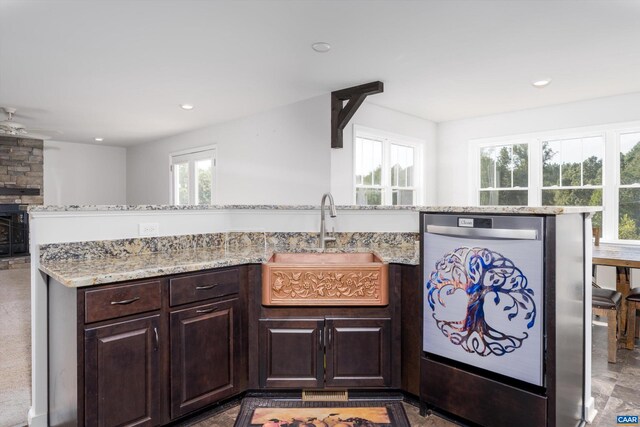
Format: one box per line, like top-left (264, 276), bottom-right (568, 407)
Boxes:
top-left (0, 204), bottom-right (29, 258)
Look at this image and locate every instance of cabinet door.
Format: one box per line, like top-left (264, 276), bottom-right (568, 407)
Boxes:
top-left (84, 315), bottom-right (161, 427)
top-left (259, 319), bottom-right (324, 388)
top-left (170, 298), bottom-right (239, 418)
top-left (325, 317), bottom-right (391, 388)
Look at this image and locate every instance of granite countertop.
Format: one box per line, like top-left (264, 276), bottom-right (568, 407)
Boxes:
top-left (29, 204), bottom-right (601, 214)
top-left (28, 204), bottom-right (419, 212)
top-left (421, 206), bottom-right (602, 214)
top-left (40, 244), bottom-right (419, 288)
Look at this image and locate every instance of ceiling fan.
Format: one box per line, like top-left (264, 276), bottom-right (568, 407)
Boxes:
top-left (0, 107), bottom-right (58, 140)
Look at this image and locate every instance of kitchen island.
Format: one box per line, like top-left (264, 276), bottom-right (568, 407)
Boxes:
top-left (29, 205), bottom-right (597, 427)
top-left (40, 229), bottom-right (418, 426)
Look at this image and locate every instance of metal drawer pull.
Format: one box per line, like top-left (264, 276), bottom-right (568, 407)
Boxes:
top-left (110, 297), bottom-right (140, 305)
top-left (196, 307), bottom-right (218, 314)
top-left (195, 284), bottom-right (219, 290)
top-left (153, 327), bottom-right (159, 351)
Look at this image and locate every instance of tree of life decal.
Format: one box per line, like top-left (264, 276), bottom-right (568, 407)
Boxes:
top-left (425, 246), bottom-right (536, 356)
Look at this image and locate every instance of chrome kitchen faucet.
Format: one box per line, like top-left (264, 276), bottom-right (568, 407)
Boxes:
top-left (319, 192), bottom-right (337, 250)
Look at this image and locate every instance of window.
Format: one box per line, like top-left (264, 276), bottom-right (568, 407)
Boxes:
top-left (541, 136), bottom-right (604, 225)
top-left (170, 147), bottom-right (216, 205)
top-left (479, 143), bottom-right (528, 206)
top-left (471, 121), bottom-right (640, 243)
top-left (619, 132), bottom-right (640, 240)
top-left (354, 126), bottom-right (422, 206)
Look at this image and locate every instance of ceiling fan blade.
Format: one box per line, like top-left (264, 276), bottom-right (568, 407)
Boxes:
top-left (21, 132), bottom-right (52, 140)
top-left (26, 128), bottom-right (63, 135)
top-left (0, 128), bottom-right (51, 140)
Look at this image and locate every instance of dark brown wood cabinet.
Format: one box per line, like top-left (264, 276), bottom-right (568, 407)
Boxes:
top-left (170, 298), bottom-right (240, 418)
top-left (84, 315), bottom-right (162, 427)
top-left (49, 265), bottom-right (248, 427)
top-left (325, 317), bottom-right (391, 388)
top-left (258, 319), bottom-right (324, 388)
top-left (258, 316), bottom-right (391, 388)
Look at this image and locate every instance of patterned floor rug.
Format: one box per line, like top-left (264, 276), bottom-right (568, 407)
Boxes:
top-left (233, 398), bottom-right (411, 427)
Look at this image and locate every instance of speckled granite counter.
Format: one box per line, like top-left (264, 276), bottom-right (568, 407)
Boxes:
top-left (29, 204), bottom-right (418, 212)
top-left (29, 204), bottom-right (601, 213)
top-left (39, 232), bottom-right (419, 287)
top-left (421, 206), bottom-right (601, 215)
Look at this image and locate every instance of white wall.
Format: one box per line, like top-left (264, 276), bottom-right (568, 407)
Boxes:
top-left (127, 95), bottom-right (331, 205)
top-left (436, 91), bottom-right (640, 205)
top-left (127, 95), bottom-right (437, 207)
top-left (330, 102), bottom-right (438, 205)
top-left (44, 140), bottom-right (127, 205)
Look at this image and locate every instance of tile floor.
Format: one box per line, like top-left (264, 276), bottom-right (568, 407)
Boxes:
top-left (0, 268), bottom-right (31, 427)
top-left (177, 400), bottom-right (456, 427)
top-left (589, 320), bottom-right (640, 427)
top-left (0, 265), bottom-right (638, 427)
top-left (176, 323), bottom-right (640, 427)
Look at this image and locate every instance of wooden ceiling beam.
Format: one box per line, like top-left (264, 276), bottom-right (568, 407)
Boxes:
top-left (331, 81), bottom-right (383, 148)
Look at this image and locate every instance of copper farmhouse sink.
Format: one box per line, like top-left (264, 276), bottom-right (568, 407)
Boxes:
top-left (261, 252), bottom-right (389, 306)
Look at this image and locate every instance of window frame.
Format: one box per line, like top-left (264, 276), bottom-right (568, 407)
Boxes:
top-left (169, 145), bottom-right (217, 205)
top-left (615, 129), bottom-right (640, 244)
top-left (352, 125), bottom-right (424, 206)
top-left (539, 134), bottom-right (605, 225)
top-left (476, 141), bottom-right (531, 206)
top-left (470, 121), bottom-right (640, 244)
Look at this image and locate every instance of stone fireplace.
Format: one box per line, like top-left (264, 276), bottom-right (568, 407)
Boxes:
top-left (0, 136), bottom-right (43, 269)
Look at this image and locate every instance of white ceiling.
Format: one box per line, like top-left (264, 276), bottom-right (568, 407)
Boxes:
top-left (1, 0), bottom-right (640, 146)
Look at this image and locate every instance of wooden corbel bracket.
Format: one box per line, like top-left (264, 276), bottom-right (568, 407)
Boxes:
top-left (331, 81), bottom-right (384, 148)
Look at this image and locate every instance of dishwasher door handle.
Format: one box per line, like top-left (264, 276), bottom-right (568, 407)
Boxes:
top-left (426, 225), bottom-right (538, 240)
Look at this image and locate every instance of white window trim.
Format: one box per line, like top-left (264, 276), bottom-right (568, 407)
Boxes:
top-left (469, 120), bottom-right (640, 244)
top-left (469, 137), bottom-right (531, 206)
top-left (169, 144), bottom-right (217, 205)
top-left (352, 124), bottom-right (425, 206)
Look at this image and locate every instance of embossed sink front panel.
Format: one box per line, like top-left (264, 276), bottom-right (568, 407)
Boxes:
top-left (261, 253), bottom-right (389, 306)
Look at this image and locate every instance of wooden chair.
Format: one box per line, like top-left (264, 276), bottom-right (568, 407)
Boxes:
top-left (626, 287), bottom-right (640, 350)
top-left (592, 287), bottom-right (622, 363)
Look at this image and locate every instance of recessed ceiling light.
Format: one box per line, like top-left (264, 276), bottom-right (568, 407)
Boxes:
top-left (532, 79), bottom-right (552, 88)
top-left (180, 104), bottom-right (194, 110)
top-left (311, 42), bottom-right (331, 53)
top-left (94, 137), bottom-right (104, 142)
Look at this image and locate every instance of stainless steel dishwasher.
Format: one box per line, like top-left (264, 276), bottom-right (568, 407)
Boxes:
top-left (420, 210), bottom-right (587, 427)
top-left (423, 213), bottom-right (545, 386)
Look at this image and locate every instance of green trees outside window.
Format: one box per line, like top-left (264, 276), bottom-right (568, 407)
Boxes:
top-left (619, 133), bottom-right (640, 240)
top-left (478, 131), bottom-right (640, 241)
top-left (479, 144), bottom-right (528, 206)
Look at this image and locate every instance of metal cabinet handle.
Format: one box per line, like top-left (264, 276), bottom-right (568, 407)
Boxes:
top-left (319, 327), bottom-right (323, 347)
top-left (110, 297), bottom-right (140, 305)
top-left (196, 284), bottom-right (219, 290)
top-left (328, 328), bottom-right (332, 347)
top-left (153, 327), bottom-right (159, 351)
top-left (196, 307), bottom-right (218, 314)
top-left (426, 224), bottom-right (538, 240)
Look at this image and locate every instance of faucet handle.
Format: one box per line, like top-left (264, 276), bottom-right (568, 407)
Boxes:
top-left (324, 227), bottom-right (336, 243)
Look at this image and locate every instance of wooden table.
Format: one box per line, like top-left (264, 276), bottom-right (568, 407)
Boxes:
top-left (592, 243), bottom-right (640, 338)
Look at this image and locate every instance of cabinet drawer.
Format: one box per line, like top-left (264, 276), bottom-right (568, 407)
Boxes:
top-left (169, 268), bottom-right (239, 306)
top-left (85, 280), bottom-right (162, 324)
